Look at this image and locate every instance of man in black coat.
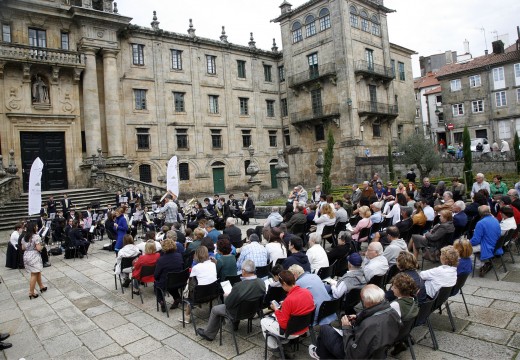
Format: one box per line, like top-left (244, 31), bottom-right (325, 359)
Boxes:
top-left (223, 217), bottom-right (243, 248)
top-left (419, 177), bottom-right (435, 206)
top-left (47, 196), bottom-right (57, 215)
top-left (61, 193), bottom-right (74, 213)
top-left (237, 193), bottom-right (255, 225)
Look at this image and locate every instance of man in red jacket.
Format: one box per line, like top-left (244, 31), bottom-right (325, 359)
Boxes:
top-left (260, 270), bottom-right (314, 353)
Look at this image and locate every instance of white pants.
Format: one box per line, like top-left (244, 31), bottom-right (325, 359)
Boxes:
top-left (472, 245), bottom-right (481, 267)
top-left (260, 317), bottom-right (298, 349)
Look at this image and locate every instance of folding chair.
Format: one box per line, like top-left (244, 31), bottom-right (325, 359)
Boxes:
top-left (444, 273), bottom-right (471, 331)
top-left (412, 297), bottom-right (437, 350)
top-left (391, 317), bottom-right (418, 360)
top-left (155, 268), bottom-right (190, 318)
top-left (263, 285), bottom-right (287, 309)
top-left (317, 261), bottom-right (336, 280)
top-left (342, 288), bottom-right (362, 315)
top-left (432, 286), bottom-right (455, 332)
top-left (224, 275), bottom-right (242, 286)
top-left (334, 256), bottom-right (348, 278)
top-left (256, 264), bottom-right (271, 279)
top-left (182, 281), bottom-right (223, 333)
top-left (384, 264), bottom-right (399, 286)
top-left (131, 265), bottom-right (156, 304)
top-left (114, 255), bottom-right (139, 294)
top-left (368, 274), bottom-right (385, 289)
top-left (321, 225), bottom-right (336, 250)
top-left (472, 229), bottom-right (513, 281)
top-left (310, 298), bottom-right (341, 344)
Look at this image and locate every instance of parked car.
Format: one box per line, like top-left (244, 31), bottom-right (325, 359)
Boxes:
top-left (470, 138), bottom-right (488, 152)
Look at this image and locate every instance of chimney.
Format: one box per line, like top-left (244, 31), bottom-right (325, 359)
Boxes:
top-left (279, 1), bottom-right (292, 15)
top-left (445, 51), bottom-right (453, 64)
top-left (485, 49), bottom-right (488, 55)
top-left (463, 39), bottom-right (470, 54)
top-left (492, 40), bottom-right (505, 54)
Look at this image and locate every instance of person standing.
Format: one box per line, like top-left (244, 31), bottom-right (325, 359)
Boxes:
top-left (113, 207), bottom-right (128, 254)
top-left (22, 221), bottom-right (47, 299)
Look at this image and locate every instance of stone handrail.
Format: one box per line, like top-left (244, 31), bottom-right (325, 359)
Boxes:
top-left (0, 176), bottom-right (21, 206)
top-left (0, 44), bottom-right (85, 67)
top-left (92, 171), bottom-right (166, 203)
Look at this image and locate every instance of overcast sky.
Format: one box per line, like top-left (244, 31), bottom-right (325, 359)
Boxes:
top-left (120, 0), bottom-right (520, 77)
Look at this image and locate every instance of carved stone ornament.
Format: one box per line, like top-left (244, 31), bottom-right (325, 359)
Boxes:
top-left (0, 61), bottom-right (5, 79)
top-left (31, 75), bottom-right (50, 104)
top-left (60, 92), bottom-right (74, 113)
top-left (73, 68), bottom-right (83, 83)
top-left (6, 87), bottom-right (22, 111)
top-left (23, 64), bottom-right (31, 82)
top-left (51, 66), bottom-right (60, 83)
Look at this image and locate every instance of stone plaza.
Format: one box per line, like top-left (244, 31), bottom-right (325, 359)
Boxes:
top-left (2, 223), bottom-right (520, 360)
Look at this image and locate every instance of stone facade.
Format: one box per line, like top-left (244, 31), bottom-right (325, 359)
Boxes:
top-left (0, 0), bottom-right (416, 195)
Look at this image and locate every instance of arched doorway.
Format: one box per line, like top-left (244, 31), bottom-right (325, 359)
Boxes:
top-left (269, 159), bottom-right (278, 189)
top-left (212, 161), bottom-right (225, 194)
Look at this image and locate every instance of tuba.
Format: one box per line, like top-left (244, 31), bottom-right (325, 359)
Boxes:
top-left (182, 197), bottom-right (197, 216)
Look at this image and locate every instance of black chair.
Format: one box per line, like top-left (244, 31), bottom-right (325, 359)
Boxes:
top-left (310, 298), bottom-right (341, 343)
top-left (224, 275), bottom-right (242, 286)
top-left (445, 273), bottom-right (471, 331)
top-left (219, 296), bottom-right (264, 355)
top-left (263, 309), bottom-right (315, 360)
top-left (114, 255), bottom-right (139, 294)
top-left (421, 232), bottom-right (455, 270)
top-left (334, 221), bottom-right (347, 236)
top-left (384, 264), bottom-right (399, 286)
top-left (472, 229), bottom-right (513, 280)
top-left (351, 227), bottom-right (371, 252)
top-left (256, 264), bottom-right (271, 279)
top-left (422, 220), bottom-right (433, 234)
top-left (392, 317), bottom-right (418, 360)
top-left (182, 281), bottom-right (223, 333)
top-left (274, 257), bottom-right (286, 267)
top-left (290, 222), bottom-right (306, 239)
top-left (369, 221), bottom-right (383, 240)
top-left (432, 286), bottom-right (455, 331)
top-left (317, 261), bottom-right (336, 280)
top-left (321, 225), bottom-right (336, 249)
top-left (334, 257), bottom-right (348, 278)
top-left (503, 228), bottom-right (517, 264)
top-left (183, 251), bottom-right (194, 269)
top-left (368, 274), bottom-right (385, 289)
top-left (412, 297), bottom-right (438, 350)
top-left (263, 285), bottom-right (287, 309)
top-left (131, 265), bottom-right (156, 304)
top-left (342, 288), bottom-right (362, 315)
top-left (156, 268), bottom-right (190, 318)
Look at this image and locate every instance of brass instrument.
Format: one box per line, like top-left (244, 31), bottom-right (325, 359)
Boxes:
top-left (182, 197), bottom-right (197, 216)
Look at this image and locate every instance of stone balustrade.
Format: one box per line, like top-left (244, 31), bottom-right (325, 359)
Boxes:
top-left (93, 171), bottom-right (166, 203)
top-left (0, 176), bottom-right (21, 206)
top-left (0, 44), bottom-right (85, 67)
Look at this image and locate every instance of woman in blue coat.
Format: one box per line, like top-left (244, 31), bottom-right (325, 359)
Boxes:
top-left (114, 208), bottom-right (128, 254)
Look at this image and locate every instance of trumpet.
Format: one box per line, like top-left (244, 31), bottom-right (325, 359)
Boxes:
top-left (182, 197), bottom-right (197, 215)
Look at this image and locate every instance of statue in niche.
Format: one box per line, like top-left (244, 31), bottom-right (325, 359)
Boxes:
top-left (32, 75), bottom-right (49, 104)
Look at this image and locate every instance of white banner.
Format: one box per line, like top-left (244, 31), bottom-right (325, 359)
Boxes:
top-left (167, 155), bottom-right (179, 197)
top-left (28, 157), bottom-right (44, 216)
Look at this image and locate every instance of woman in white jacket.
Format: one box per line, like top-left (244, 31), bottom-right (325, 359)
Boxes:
top-left (114, 234), bottom-right (140, 287)
top-left (313, 203), bottom-right (336, 237)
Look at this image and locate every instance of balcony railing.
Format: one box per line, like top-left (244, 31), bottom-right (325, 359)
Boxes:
top-left (0, 44), bottom-right (85, 67)
top-left (354, 60), bottom-right (395, 81)
top-left (290, 103), bottom-right (340, 125)
top-left (358, 101), bottom-right (398, 117)
top-left (288, 62), bottom-right (336, 88)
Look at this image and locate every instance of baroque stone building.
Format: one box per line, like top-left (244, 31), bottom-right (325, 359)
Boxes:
top-left (0, 0), bottom-right (416, 195)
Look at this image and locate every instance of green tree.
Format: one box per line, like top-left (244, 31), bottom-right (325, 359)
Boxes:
top-left (398, 133), bottom-right (441, 179)
top-left (515, 132), bottom-right (520, 174)
top-left (462, 125), bottom-right (473, 191)
top-left (322, 128), bottom-right (335, 194)
top-left (388, 142), bottom-right (395, 181)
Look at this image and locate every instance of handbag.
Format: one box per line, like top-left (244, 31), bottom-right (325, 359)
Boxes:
top-left (183, 276), bottom-right (198, 299)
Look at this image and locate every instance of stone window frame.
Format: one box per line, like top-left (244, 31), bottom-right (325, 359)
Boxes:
top-left (241, 129), bottom-right (252, 148)
top-left (292, 21), bottom-right (303, 43)
top-left (176, 128), bottom-right (189, 150)
top-left (281, 98), bottom-right (288, 117)
top-left (452, 103), bottom-right (464, 116)
top-left (371, 15), bottom-right (381, 36)
top-left (29, 27), bottom-right (47, 48)
top-left (239, 97), bottom-right (249, 116)
top-left (266, 100), bottom-right (275, 117)
top-left (210, 129), bottom-right (223, 149)
top-left (315, 123), bottom-right (325, 141)
top-left (179, 163), bottom-right (190, 181)
top-left (319, 8), bottom-right (331, 31)
top-left (173, 92), bottom-right (185, 113)
top-left (264, 64), bottom-right (273, 82)
top-left (471, 100), bottom-right (484, 113)
top-left (209, 95), bottom-right (219, 114)
top-left (131, 43), bottom-right (145, 66)
top-left (284, 128), bottom-right (291, 146)
top-left (495, 91), bottom-right (507, 107)
top-left (517, 88), bottom-right (520, 103)
top-left (136, 128), bottom-right (151, 151)
top-left (360, 11), bottom-right (369, 32)
top-left (398, 62), bottom-right (405, 81)
top-left (305, 14), bottom-right (316, 38)
top-left (139, 164), bottom-right (152, 183)
top-left (133, 89), bottom-right (147, 110)
top-left (268, 130), bottom-right (278, 147)
top-left (514, 64), bottom-right (520, 86)
top-left (60, 31), bottom-right (69, 50)
top-left (278, 65), bottom-right (285, 82)
top-left (372, 121), bottom-right (381, 138)
top-left (206, 54), bottom-right (217, 75)
top-left (349, 6), bottom-right (359, 28)
top-left (469, 74), bottom-right (481, 88)
top-left (171, 49), bottom-right (183, 70)
top-left (237, 60), bottom-right (247, 79)
top-left (450, 79), bottom-right (462, 92)
top-left (1, 23), bottom-right (11, 43)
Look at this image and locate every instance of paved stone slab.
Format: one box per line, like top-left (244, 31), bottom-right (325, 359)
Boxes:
top-left (507, 314), bottom-right (520, 332)
top-left (163, 333), bottom-right (225, 360)
top-left (42, 331), bottom-right (83, 357)
top-left (124, 336), bottom-right (162, 357)
top-left (79, 328), bottom-right (115, 351)
top-left (84, 303), bottom-right (113, 318)
top-left (138, 345), bottom-right (187, 360)
top-left (393, 343), bottom-right (469, 360)
top-left (461, 323), bottom-right (514, 345)
top-left (2, 329), bottom-right (46, 360)
top-left (429, 312), bottom-right (469, 333)
top-left (474, 286), bottom-right (520, 303)
top-left (141, 321), bottom-right (178, 341)
top-left (207, 328), bottom-right (256, 358)
top-left (491, 299), bottom-right (520, 313)
top-left (449, 293), bottom-right (494, 308)
top-left (448, 302), bottom-right (514, 328)
top-left (33, 317), bottom-right (70, 341)
top-left (112, 302), bottom-right (142, 316)
top-left (92, 342), bottom-right (126, 359)
top-left (53, 346), bottom-right (97, 360)
top-left (125, 311), bottom-right (157, 327)
top-left (103, 355), bottom-right (135, 360)
top-left (92, 310), bottom-right (129, 331)
top-left (107, 322), bottom-right (148, 346)
top-left (72, 295), bottom-right (105, 311)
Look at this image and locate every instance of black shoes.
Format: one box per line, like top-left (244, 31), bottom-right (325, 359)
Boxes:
top-left (170, 299), bottom-right (180, 309)
top-left (197, 328), bottom-right (213, 341)
top-left (0, 341), bottom-right (12, 350)
top-left (122, 278), bottom-right (131, 288)
top-left (43, 263), bottom-right (51, 268)
top-left (479, 262), bottom-right (492, 277)
top-left (0, 333), bottom-right (10, 342)
top-left (391, 341), bottom-right (408, 356)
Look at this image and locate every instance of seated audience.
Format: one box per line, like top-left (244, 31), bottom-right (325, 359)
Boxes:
top-left (412, 202), bottom-right (426, 226)
top-left (499, 206), bottom-right (517, 234)
top-left (284, 204), bottom-right (307, 235)
top-left (329, 253), bottom-right (366, 299)
top-left (114, 235), bottom-right (139, 287)
top-left (223, 217), bottom-right (243, 249)
top-left (326, 231), bottom-right (351, 264)
top-left (154, 239), bottom-right (184, 311)
top-left (382, 226), bottom-right (409, 266)
top-left (412, 209), bottom-right (455, 258)
top-left (132, 241), bottom-right (160, 295)
top-left (136, 231), bottom-right (162, 253)
top-left (236, 234), bottom-right (268, 271)
top-left (216, 238), bottom-right (237, 281)
top-left (334, 200), bottom-right (349, 223)
top-left (470, 205), bottom-right (502, 276)
top-left (418, 245), bottom-right (458, 302)
top-left (282, 237), bottom-right (311, 272)
top-left (362, 242), bottom-right (389, 282)
top-left (306, 233), bottom-right (329, 273)
top-left (453, 238), bottom-right (473, 276)
top-left (385, 251), bottom-right (421, 302)
top-left (351, 206), bottom-right (372, 242)
top-left (265, 234), bottom-right (287, 266)
top-left (187, 228), bottom-right (205, 253)
top-left (313, 203), bottom-right (336, 237)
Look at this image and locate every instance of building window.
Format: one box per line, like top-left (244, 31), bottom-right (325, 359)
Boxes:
top-left (139, 164), bottom-right (152, 183)
top-left (349, 6), bottom-right (359, 28)
top-left (450, 79), bottom-right (461, 91)
top-left (264, 64), bottom-right (272, 82)
top-left (495, 91), bottom-right (507, 107)
top-left (176, 129), bottom-right (189, 149)
top-left (305, 15), bottom-right (316, 37)
top-left (281, 98), bottom-right (288, 117)
top-left (29, 28), bottom-right (46, 47)
top-left (278, 65), bottom-right (285, 82)
top-left (391, 59), bottom-right (396, 76)
top-left (173, 92), bottom-right (185, 112)
top-left (292, 22), bottom-right (303, 43)
top-left (311, 88), bottom-right (323, 115)
top-left (454, 132), bottom-right (463, 144)
top-left (315, 124), bottom-right (325, 141)
top-left (269, 131), bottom-right (278, 147)
top-left (60, 32), bottom-right (69, 50)
top-left (397, 124), bottom-right (403, 140)
top-left (171, 49), bottom-right (182, 70)
top-left (242, 130), bottom-right (252, 148)
top-left (284, 129), bottom-right (291, 146)
top-left (239, 97), bottom-right (249, 115)
top-left (266, 100), bottom-right (275, 117)
top-left (493, 67), bottom-right (505, 89)
top-left (469, 75), bottom-right (481, 88)
top-left (452, 103), bottom-right (464, 116)
top-left (179, 163), bottom-right (189, 180)
top-left (472, 100), bottom-right (484, 113)
top-left (209, 95), bottom-right (219, 114)
top-left (131, 44), bottom-right (144, 66)
top-left (371, 15), bottom-right (381, 36)
top-left (398, 62), bottom-right (405, 81)
top-left (308, 52), bottom-right (319, 78)
top-left (237, 60), bottom-right (246, 78)
top-left (206, 55), bottom-right (217, 74)
top-left (415, 108), bottom-right (420, 117)
top-left (514, 63), bottom-right (520, 86)
top-left (373, 122), bottom-right (381, 137)
top-left (499, 120), bottom-right (511, 139)
top-left (2, 24), bottom-right (11, 43)
top-left (136, 128), bottom-right (150, 150)
top-left (360, 11), bottom-right (369, 32)
top-left (211, 129), bottom-right (222, 149)
top-left (436, 95), bottom-right (443, 104)
top-left (365, 49), bottom-right (374, 70)
top-left (134, 89), bottom-right (147, 110)
top-left (319, 8), bottom-right (331, 31)
top-left (517, 88), bottom-right (520, 103)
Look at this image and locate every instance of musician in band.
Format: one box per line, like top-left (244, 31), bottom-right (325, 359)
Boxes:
top-left (204, 198), bottom-right (217, 219)
top-left (187, 201), bottom-right (207, 230)
top-left (215, 197), bottom-right (231, 230)
top-left (47, 196), bottom-right (57, 215)
top-left (156, 194), bottom-right (178, 228)
top-left (115, 191), bottom-right (123, 207)
top-left (236, 193), bottom-right (255, 225)
top-left (227, 194), bottom-right (240, 216)
top-left (61, 193), bottom-right (74, 213)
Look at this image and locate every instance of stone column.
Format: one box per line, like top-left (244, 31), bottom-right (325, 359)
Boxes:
top-left (102, 49), bottom-right (123, 157)
top-left (82, 48), bottom-right (102, 157)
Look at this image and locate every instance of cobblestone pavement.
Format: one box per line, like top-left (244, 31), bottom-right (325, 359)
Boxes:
top-left (1, 224), bottom-right (520, 359)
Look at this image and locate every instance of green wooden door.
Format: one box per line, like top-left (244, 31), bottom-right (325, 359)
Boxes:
top-left (270, 164), bottom-right (278, 189)
top-left (212, 167), bottom-right (225, 193)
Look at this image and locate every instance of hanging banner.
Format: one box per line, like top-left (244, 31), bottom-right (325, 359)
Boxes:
top-left (167, 155), bottom-right (179, 197)
top-left (28, 157), bottom-right (44, 216)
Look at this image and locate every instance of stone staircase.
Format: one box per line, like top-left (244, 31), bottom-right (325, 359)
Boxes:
top-left (0, 188), bottom-right (115, 232)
